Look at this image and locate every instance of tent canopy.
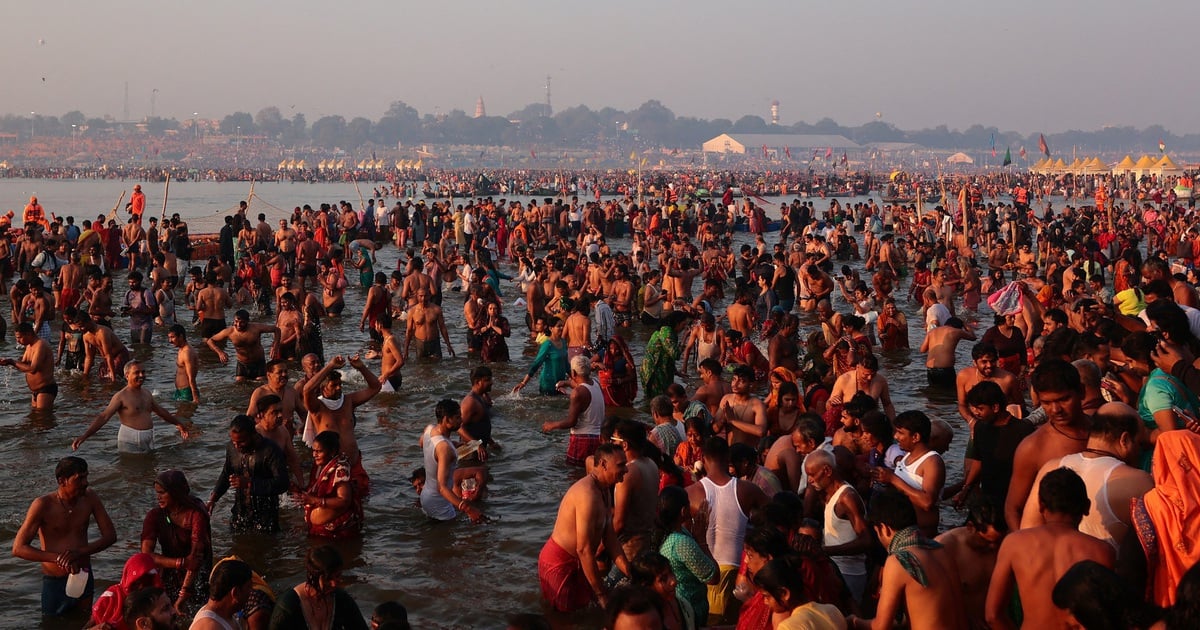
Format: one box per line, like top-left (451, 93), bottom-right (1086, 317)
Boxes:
top-left (946, 152), bottom-right (973, 164)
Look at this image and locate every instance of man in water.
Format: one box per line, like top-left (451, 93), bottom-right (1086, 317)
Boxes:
top-left (302, 354), bottom-right (381, 496)
top-left (919, 317), bottom-right (975, 389)
top-left (935, 496), bottom-right (1008, 630)
top-left (72, 361), bottom-right (192, 454)
top-left (542, 356), bottom-right (606, 466)
top-left (419, 399), bottom-right (485, 523)
top-left (12, 456), bottom-right (117, 616)
top-left (713, 365), bottom-right (767, 447)
top-left (66, 308), bottom-right (131, 381)
top-left (404, 288), bottom-right (455, 360)
top-left (460, 365), bottom-right (498, 462)
top-left (956, 343), bottom-right (1023, 426)
top-left (253, 394), bottom-right (303, 489)
top-left (123, 271), bottom-right (157, 345)
top-left (194, 271), bottom-right (231, 340)
top-left (1, 321), bottom-right (58, 410)
top-left (206, 415), bottom-right (290, 533)
top-left (247, 359), bottom-right (303, 435)
top-left (122, 586), bottom-right (180, 630)
top-left (205, 309), bottom-right (279, 382)
top-left (375, 312), bottom-right (404, 393)
top-left (167, 324), bottom-right (200, 404)
top-left (538, 443), bottom-right (631, 612)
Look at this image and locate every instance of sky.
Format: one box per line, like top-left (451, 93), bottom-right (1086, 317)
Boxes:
top-left (3, 0), bottom-right (1198, 135)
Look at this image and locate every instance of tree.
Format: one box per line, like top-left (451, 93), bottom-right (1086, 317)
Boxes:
top-left (346, 117), bottom-right (372, 149)
top-left (731, 115), bottom-right (769, 133)
top-left (376, 100), bottom-right (421, 146)
top-left (627, 100), bottom-right (676, 144)
top-left (61, 111), bottom-right (86, 128)
top-left (311, 115), bottom-right (346, 149)
top-left (219, 112), bottom-right (255, 135)
top-left (255, 107), bottom-right (286, 138)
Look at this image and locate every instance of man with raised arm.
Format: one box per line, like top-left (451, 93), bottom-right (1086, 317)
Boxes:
top-left (303, 354), bottom-right (381, 496)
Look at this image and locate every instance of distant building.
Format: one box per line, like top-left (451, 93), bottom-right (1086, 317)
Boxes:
top-left (475, 96), bottom-right (486, 119)
top-left (701, 133), bottom-right (860, 154)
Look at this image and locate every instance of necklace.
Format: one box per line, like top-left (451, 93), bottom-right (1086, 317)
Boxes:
top-left (56, 492), bottom-right (76, 515)
top-left (1049, 420), bottom-right (1088, 442)
top-left (1083, 447), bottom-right (1122, 460)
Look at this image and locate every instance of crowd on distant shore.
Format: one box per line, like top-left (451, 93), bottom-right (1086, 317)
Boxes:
top-left (8, 176), bottom-right (1200, 628)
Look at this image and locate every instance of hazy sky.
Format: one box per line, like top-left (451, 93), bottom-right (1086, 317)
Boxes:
top-left (4, 0), bottom-right (1198, 134)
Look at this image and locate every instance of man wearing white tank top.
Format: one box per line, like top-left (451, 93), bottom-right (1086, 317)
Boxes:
top-left (805, 449), bottom-right (871, 604)
top-left (871, 410), bottom-right (945, 537)
top-left (685, 437), bottom-right (768, 626)
top-left (1019, 402), bottom-right (1152, 551)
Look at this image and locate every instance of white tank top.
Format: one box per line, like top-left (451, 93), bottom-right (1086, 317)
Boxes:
top-left (700, 476), bottom-right (748, 566)
top-left (193, 609), bottom-right (236, 630)
top-left (894, 450), bottom-right (939, 491)
top-left (1057, 452), bottom-right (1123, 550)
top-left (420, 425), bottom-right (457, 521)
top-left (571, 380), bottom-right (605, 436)
top-left (824, 483), bottom-right (867, 577)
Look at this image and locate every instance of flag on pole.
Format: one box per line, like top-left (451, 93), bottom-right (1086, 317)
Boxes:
top-left (1002, 147), bottom-right (1012, 166)
top-left (1019, 146), bottom-right (1027, 159)
top-left (990, 133), bottom-right (996, 157)
top-left (784, 146), bottom-right (792, 159)
top-left (762, 144), bottom-right (769, 158)
top-left (530, 149), bottom-right (536, 159)
top-left (629, 150), bottom-right (637, 161)
top-left (1038, 133), bottom-right (1050, 157)
top-left (825, 147), bottom-right (833, 158)
top-left (1159, 139), bottom-right (1166, 153)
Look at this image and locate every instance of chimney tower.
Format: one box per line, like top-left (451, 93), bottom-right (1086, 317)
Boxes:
top-left (474, 96), bottom-right (486, 119)
top-left (770, 100), bottom-right (780, 126)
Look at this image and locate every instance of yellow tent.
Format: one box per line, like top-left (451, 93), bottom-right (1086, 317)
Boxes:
top-left (1134, 155), bottom-right (1157, 170)
top-left (1112, 155), bottom-right (1136, 173)
top-left (1066, 158), bottom-right (1084, 173)
top-left (1154, 154), bottom-right (1183, 175)
top-left (277, 160), bottom-right (288, 170)
top-left (336, 159), bottom-right (345, 169)
top-left (296, 160), bottom-right (306, 169)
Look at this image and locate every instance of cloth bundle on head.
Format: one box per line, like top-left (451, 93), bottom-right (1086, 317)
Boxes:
top-left (987, 281), bottom-right (1024, 316)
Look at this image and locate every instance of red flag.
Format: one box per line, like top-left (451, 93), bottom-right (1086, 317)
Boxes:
top-left (825, 147), bottom-right (833, 158)
top-left (530, 149), bottom-right (536, 159)
top-left (762, 144), bottom-right (769, 157)
top-left (784, 146), bottom-right (792, 159)
top-left (1038, 134), bottom-right (1049, 157)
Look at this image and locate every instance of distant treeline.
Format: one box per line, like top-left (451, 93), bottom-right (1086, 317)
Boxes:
top-left (2, 100), bottom-right (1193, 155)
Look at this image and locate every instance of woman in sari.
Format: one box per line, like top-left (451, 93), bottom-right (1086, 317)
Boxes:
top-left (513, 318), bottom-right (568, 395)
top-left (140, 469), bottom-right (212, 615)
top-left (1133, 429), bottom-right (1200, 608)
top-left (597, 335), bottom-right (637, 407)
top-left (479, 300), bottom-right (511, 363)
top-left (642, 325), bottom-right (680, 400)
top-left (297, 431), bottom-right (363, 539)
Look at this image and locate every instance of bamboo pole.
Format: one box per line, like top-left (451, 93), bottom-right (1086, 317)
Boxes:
top-left (104, 190), bottom-right (127, 224)
top-left (159, 171), bottom-right (171, 225)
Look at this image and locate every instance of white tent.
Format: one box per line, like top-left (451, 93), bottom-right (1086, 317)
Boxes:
top-left (946, 152), bottom-right (974, 165)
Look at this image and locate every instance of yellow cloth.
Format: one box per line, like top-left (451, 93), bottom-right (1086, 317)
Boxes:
top-left (1114, 288), bottom-right (1145, 316)
top-left (706, 564), bottom-right (740, 622)
top-left (777, 602), bottom-right (848, 630)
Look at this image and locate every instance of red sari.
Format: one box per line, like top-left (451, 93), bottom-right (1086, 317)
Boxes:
top-left (305, 455), bottom-right (363, 539)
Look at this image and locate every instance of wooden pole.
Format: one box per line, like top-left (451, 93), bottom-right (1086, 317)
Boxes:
top-left (105, 190), bottom-right (127, 224)
top-left (159, 170), bottom-right (171, 224)
top-left (352, 173), bottom-right (366, 210)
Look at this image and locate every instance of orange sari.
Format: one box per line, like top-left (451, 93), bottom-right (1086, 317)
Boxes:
top-left (1132, 430), bottom-right (1200, 606)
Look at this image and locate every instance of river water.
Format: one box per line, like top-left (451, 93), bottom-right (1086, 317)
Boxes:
top-left (0, 179), bottom-right (977, 629)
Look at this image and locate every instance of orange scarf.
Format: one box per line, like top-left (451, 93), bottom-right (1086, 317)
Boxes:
top-left (1134, 430), bottom-right (1200, 606)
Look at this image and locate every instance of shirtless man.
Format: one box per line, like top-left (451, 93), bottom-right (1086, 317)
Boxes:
top-left (848, 489), bottom-right (968, 630)
top-left (956, 343), bottom-right (1023, 425)
top-left (564, 299), bottom-right (592, 360)
top-left (167, 324), bottom-right (200, 404)
top-left (294, 232), bottom-right (321, 291)
top-left (537, 443), bottom-right (631, 611)
top-left (252, 394), bottom-right (303, 489)
top-left (274, 219), bottom-right (297, 274)
top-left (713, 366), bottom-right (768, 447)
top-left (829, 354), bottom-right (897, 419)
top-left (400, 256), bottom-right (435, 308)
top-left (72, 361), bottom-right (191, 453)
top-left (800, 260), bottom-right (834, 313)
top-left (375, 313), bottom-right (404, 393)
top-left (205, 309), bottom-right (279, 382)
top-left (525, 263), bottom-right (548, 331)
top-left (57, 247), bottom-right (85, 309)
top-left (67, 309), bottom-right (131, 381)
top-left (611, 264), bottom-right (635, 327)
top-left (724, 289), bottom-right (756, 339)
top-left (2, 321), bottom-right (57, 409)
top-left (611, 420), bottom-right (660, 559)
top-left (920, 317), bottom-right (976, 388)
top-left (403, 288), bottom-right (455, 360)
top-left (302, 354), bottom-right (381, 495)
top-left (247, 359), bottom-right (303, 435)
top-left (12, 456), bottom-right (117, 616)
top-left (194, 271), bottom-right (232, 341)
top-left (935, 496), bottom-right (1008, 630)
top-left (1004, 359), bottom-right (1089, 532)
top-left (986, 468), bottom-right (1115, 630)
top-left (693, 357), bottom-right (732, 414)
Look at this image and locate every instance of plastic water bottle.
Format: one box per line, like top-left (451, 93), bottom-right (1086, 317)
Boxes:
top-left (461, 478), bottom-right (478, 501)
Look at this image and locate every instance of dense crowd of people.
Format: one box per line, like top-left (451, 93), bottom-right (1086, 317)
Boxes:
top-left (8, 171), bottom-right (1200, 629)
